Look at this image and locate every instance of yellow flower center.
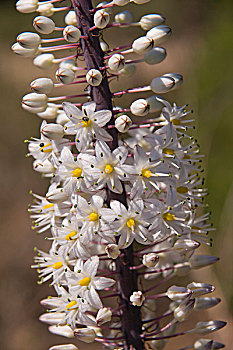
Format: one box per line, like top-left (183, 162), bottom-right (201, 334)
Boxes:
top-left (172, 118), bottom-right (181, 125)
top-left (72, 168), bottom-right (82, 178)
top-left (127, 218), bottom-right (135, 228)
top-left (52, 261), bottom-right (63, 269)
top-left (88, 212), bottom-right (99, 221)
top-left (162, 213), bottom-right (175, 221)
top-left (104, 164), bottom-right (114, 174)
top-left (42, 203), bottom-right (54, 210)
top-left (81, 118), bottom-right (91, 127)
top-left (141, 168), bottom-right (152, 178)
top-left (78, 277), bottom-right (91, 287)
top-left (163, 148), bottom-right (175, 156)
top-left (177, 186), bottom-right (188, 194)
top-left (65, 231), bottom-right (77, 241)
top-left (40, 143), bottom-right (52, 153)
top-left (66, 300), bottom-right (77, 311)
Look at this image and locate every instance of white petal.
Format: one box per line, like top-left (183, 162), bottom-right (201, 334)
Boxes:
top-left (94, 110), bottom-right (112, 127)
top-left (63, 102), bottom-right (83, 122)
top-left (94, 277), bottom-right (115, 290)
top-left (82, 101), bottom-right (96, 117)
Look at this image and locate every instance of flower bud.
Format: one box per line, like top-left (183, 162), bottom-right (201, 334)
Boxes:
top-left (97, 2), bottom-right (113, 14)
top-left (115, 115), bottom-right (132, 133)
top-left (33, 159), bottom-right (56, 174)
top-left (105, 244), bottom-right (121, 259)
top-left (174, 298), bottom-right (194, 322)
top-left (17, 32), bottom-right (41, 49)
top-left (119, 63), bottom-right (136, 77)
top-left (59, 59), bottom-right (77, 71)
top-left (74, 328), bottom-right (96, 343)
top-left (166, 285), bottom-right (192, 301)
top-left (194, 297), bottom-right (221, 311)
top-left (133, 0), bottom-right (151, 3)
top-left (100, 41), bottom-right (109, 52)
top-left (163, 73), bottom-right (183, 90)
top-left (132, 36), bottom-right (154, 54)
top-left (151, 76), bottom-right (175, 94)
top-left (146, 95), bottom-right (164, 112)
top-left (195, 321), bottom-right (226, 335)
top-left (115, 10), bottom-right (134, 23)
top-left (16, 0), bottom-right (38, 14)
top-left (139, 14), bottom-right (165, 31)
top-left (65, 11), bottom-right (77, 26)
top-left (49, 325), bottom-right (74, 338)
top-left (173, 239), bottom-right (199, 254)
top-left (37, 103), bottom-right (59, 120)
top-left (22, 93), bottom-right (48, 110)
top-left (56, 112), bottom-right (70, 125)
top-left (33, 53), bottom-right (55, 69)
top-left (46, 188), bottom-right (69, 204)
top-left (96, 308), bottom-right (112, 325)
top-left (22, 104), bottom-right (46, 114)
top-left (38, 3), bottom-right (54, 17)
top-left (49, 345), bottom-right (78, 350)
top-left (56, 68), bottom-right (75, 84)
top-left (86, 69), bottom-right (102, 86)
top-left (11, 42), bottom-right (38, 57)
top-left (113, 0), bottom-right (130, 5)
top-left (130, 291), bottom-right (145, 306)
top-left (142, 253), bottom-right (159, 268)
top-left (39, 312), bottom-right (64, 325)
top-left (189, 255), bottom-right (219, 269)
top-left (187, 282), bottom-right (215, 297)
top-left (63, 25), bottom-right (81, 43)
top-left (33, 16), bottom-right (55, 34)
top-left (130, 99), bottom-right (150, 116)
top-left (41, 123), bottom-right (64, 140)
top-left (194, 339), bottom-right (225, 350)
top-left (108, 54), bottom-right (125, 72)
top-left (146, 25), bottom-right (171, 46)
top-left (144, 47), bottom-right (167, 65)
top-left (30, 78), bottom-right (54, 94)
top-left (94, 10), bottom-right (110, 29)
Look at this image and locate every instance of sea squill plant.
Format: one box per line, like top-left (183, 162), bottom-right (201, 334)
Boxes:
top-left (12, 0), bottom-right (226, 349)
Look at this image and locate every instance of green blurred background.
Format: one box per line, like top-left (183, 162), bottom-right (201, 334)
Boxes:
top-left (0, 0), bottom-right (232, 349)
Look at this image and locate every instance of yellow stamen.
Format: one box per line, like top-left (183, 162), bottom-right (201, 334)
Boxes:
top-left (88, 212), bottom-right (99, 221)
top-left (163, 148), bottom-right (175, 156)
top-left (162, 212), bottom-right (175, 221)
top-left (65, 231), bottom-right (77, 241)
top-left (177, 186), bottom-right (188, 194)
top-left (82, 119), bottom-right (91, 127)
top-left (43, 203), bottom-right (54, 210)
top-left (72, 168), bottom-right (82, 178)
top-left (78, 277), bottom-right (91, 287)
top-left (172, 119), bottom-right (181, 125)
top-left (141, 168), bottom-right (152, 178)
top-left (66, 300), bottom-right (77, 310)
top-left (104, 164), bottom-right (114, 174)
top-left (127, 218), bottom-right (135, 228)
top-left (40, 143), bottom-right (52, 153)
top-left (52, 261), bottom-right (63, 269)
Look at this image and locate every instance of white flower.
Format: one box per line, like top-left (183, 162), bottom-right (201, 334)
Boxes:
top-left (63, 102), bottom-right (112, 151)
top-left (130, 291), bottom-right (145, 306)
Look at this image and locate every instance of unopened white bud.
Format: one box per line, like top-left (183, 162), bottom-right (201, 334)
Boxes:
top-left (130, 291), bottom-right (145, 306)
top-left (174, 298), bottom-right (194, 322)
top-left (194, 297), bottom-right (221, 311)
top-left (63, 25), bottom-right (81, 43)
top-left (173, 239), bottom-right (199, 254)
top-left (133, 0), bottom-right (151, 3)
top-left (139, 14), bottom-right (165, 31)
top-left (119, 63), bottom-right (136, 77)
top-left (146, 95), bottom-right (164, 112)
top-left (115, 11), bottom-right (134, 23)
top-left (40, 297), bottom-right (63, 308)
top-left (17, 32), bottom-right (41, 49)
top-left (46, 188), bottom-right (68, 204)
top-left (132, 36), bottom-right (154, 54)
top-left (96, 308), bottom-right (112, 325)
top-left (22, 104), bottom-right (46, 114)
top-left (97, 2), bottom-right (113, 14)
top-left (56, 68), bottom-right (75, 84)
top-left (194, 339), bottom-right (225, 350)
top-left (74, 328), bottom-right (96, 343)
top-left (195, 321), bottom-right (226, 335)
top-left (56, 111), bottom-right (70, 125)
top-left (151, 76), bottom-right (175, 94)
top-left (16, 0), bottom-right (38, 14)
top-left (49, 345), bottom-right (78, 350)
top-left (49, 325), bottom-right (74, 338)
top-left (86, 69), bottom-right (102, 86)
top-left (146, 25), bottom-right (171, 46)
top-left (31, 78), bottom-right (54, 94)
top-left (187, 282), bottom-right (215, 297)
top-left (59, 59), bottom-right (77, 71)
top-left (189, 255), bottom-right (219, 269)
top-left (94, 10), bottom-right (110, 29)
top-left (105, 244), bottom-right (120, 259)
top-left (22, 93), bottom-right (48, 110)
top-left (144, 47), bottom-right (167, 65)
top-left (163, 73), bottom-right (183, 90)
top-left (33, 159), bottom-right (55, 174)
top-left (113, 0), bottom-right (130, 5)
top-left (33, 16), bottom-right (55, 34)
top-left (37, 103), bottom-right (59, 120)
top-left (33, 53), bottom-right (55, 69)
top-left (100, 41), bottom-right (109, 52)
top-left (39, 312), bottom-right (64, 325)
top-left (108, 54), bottom-right (125, 72)
top-left (130, 99), bottom-right (149, 116)
top-left (38, 3), bottom-right (54, 17)
top-left (11, 42), bottom-right (38, 57)
top-left (115, 115), bottom-right (132, 133)
top-left (65, 11), bottom-right (77, 26)
top-left (41, 123), bottom-right (64, 140)
top-left (166, 285), bottom-right (192, 301)
top-left (142, 253), bottom-right (159, 268)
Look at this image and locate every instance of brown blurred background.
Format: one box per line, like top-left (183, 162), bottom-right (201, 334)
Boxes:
top-left (0, 0), bottom-right (232, 349)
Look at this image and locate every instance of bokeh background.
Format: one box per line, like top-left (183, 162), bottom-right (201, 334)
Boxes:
top-left (0, 0), bottom-right (232, 349)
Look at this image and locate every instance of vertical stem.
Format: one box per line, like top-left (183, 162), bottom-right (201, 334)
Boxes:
top-left (72, 1), bottom-right (144, 349)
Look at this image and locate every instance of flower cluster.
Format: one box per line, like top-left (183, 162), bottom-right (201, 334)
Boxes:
top-left (13, 1), bottom-right (226, 349)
